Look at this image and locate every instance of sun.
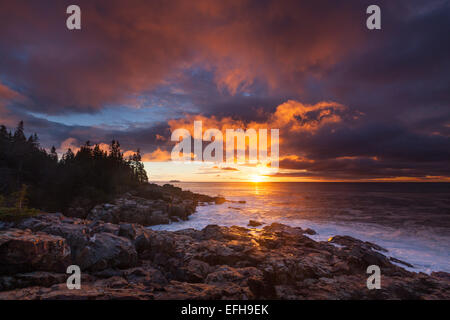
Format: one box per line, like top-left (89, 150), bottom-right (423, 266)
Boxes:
top-left (250, 175), bottom-right (266, 183)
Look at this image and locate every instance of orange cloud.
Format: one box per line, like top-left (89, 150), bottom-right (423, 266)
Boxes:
top-left (165, 100), bottom-right (348, 166)
top-left (269, 100), bottom-right (346, 132)
top-left (58, 138), bottom-right (140, 159)
top-left (0, 1), bottom-right (364, 112)
top-left (142, 148), bottom-right (172, 162)
top-left (58, 138), bottom-right (81, 154)
top-left (168, 100), bottom-right (347, 136)
top-left (0, 82), bottom-right (22, 101)
top-left (155, 134), bottom-right (166, 141)
top-left (0, 82), bottom-right (26, 127)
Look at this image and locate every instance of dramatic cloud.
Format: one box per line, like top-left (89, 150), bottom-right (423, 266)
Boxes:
top-left (0, 82), bottom-right (27, 127)
top-left (0, 0), bottom-right (366, 114)
top-left (141, 148), bottom-right (172, 162)
top-left (0, 0), bottom-right (449, 180)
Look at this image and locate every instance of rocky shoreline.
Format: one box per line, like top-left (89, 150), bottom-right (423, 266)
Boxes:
top-left (1, 208), bottom-right (449, 299)
top-left (66, 183), bottom-right (226, 226)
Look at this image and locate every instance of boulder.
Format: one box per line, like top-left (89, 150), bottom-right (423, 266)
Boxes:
top-left (248, 220), bottom-right (263, 227)
top-left (118, 224), bottom-right (137, 240)
top-left (74, 232), bottom-right (138, 271)
top-left (1, 213), bottom-right (449, 300)
top-left (0, 229), bottom-right (71, 274)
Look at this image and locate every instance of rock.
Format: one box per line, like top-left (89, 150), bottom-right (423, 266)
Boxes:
top-left (205, 266), bottom-right (262, 284)
top-left (83, 185), bottom-right (225, 227)
top-left (0, 221), bottom-right (14, 231)
top-left (31, 217), bottom-right (91, 263)
top-left (0, 229), bottom-right (71, 274)
top-left (153, 281), bottom-right (225, 300)
top-left (14, 272), bottom-right (67, 289)
top-left (329, 235), bottom-right (388, 252)
top-left (248, 220), bottom-right (263, 227)
top-left (148, 211), bottom-right (170, 225)
top-left (90, 222), bottom-right (120, 235)
top-left (87, 204), bottom-right (121, 224)
top-left (214, 197), bottom-right (226, 205)
top-left (65, 207), bottom-right (89, 219)
top-left (134, 231), bottom-right (151, 254)
top-left (182, 259), bottom-right (212, 283)
top-left (92, 268), bottom-right (124, 279)
top-left (87, 196), bottom-right (170, 226)
top-left (0, 282), bottom-right (154, 300)
top-left (389, 257), bottom-right (414, 268)
top-left (0, 276), bottom-right (15, 291)
top-left (123, 265), bottom-right (167, 286)
top-left (304, 228), bottom-right (316, 235)
top-left (75, 232), bottom-right (138, 271)
top-left (118, 224), bottom-right (137, 240)
top-left (170, 204), bottom-right (189, 220)
top-left (13, 215), bottom-right (138, 272)
top-left (1, 213), bottom-right (449, 300)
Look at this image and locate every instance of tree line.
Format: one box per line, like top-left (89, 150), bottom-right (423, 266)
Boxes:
top-left (0, 121), bottom-right (148, 213)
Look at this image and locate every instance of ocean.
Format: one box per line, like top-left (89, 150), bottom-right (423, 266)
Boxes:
top-left (150, 182), bottom-right (450, 274)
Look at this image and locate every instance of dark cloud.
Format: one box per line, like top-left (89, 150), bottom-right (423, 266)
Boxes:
top-left (0, 0), bottom-right (367, 114)
top-left (0, 0), bottom-right (449, 180)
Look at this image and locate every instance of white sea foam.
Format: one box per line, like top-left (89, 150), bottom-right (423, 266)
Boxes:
top-left (150, 203), bottom-right (450, 274)
top-left (150, 182), bottom-right (450, 274)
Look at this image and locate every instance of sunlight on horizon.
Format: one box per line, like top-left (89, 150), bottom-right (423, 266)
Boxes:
top-left (143, 161), bottom-right (308, 183)
top-left (142, 161), bottom-right (450, 183)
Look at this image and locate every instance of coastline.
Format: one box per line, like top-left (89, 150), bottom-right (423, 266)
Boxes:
top-left (0, 184), bottom-right (449, 299)
top-left (152, 182), bottom-right (450, 274)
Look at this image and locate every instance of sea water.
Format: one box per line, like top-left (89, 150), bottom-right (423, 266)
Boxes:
top-left (150, 182), bottom-right (450, 274)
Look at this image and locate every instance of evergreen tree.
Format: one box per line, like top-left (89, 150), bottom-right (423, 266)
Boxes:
top-left (13, 121), bottom-right (26, 142)
top-left (62, 148), bottom-right (75, 163)
top-left (0, 121), bottom-right (149, 213)
top-left (50, 146), bottom-right (58, 162)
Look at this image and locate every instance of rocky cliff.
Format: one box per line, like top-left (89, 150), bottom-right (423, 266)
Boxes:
top-left (0, 213), bottom-right (448, 300)
top-left (66, 183), bottom-right (226, 226)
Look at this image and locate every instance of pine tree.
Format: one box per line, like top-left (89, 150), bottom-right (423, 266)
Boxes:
top-left (50, 146), bottom-right (58, 162)
top-left (13, 121), bottom-right (26, 142)
top-left (62, 148), bottom-right (75, 162)
top-left (0, 120), bottom-right (149, 213)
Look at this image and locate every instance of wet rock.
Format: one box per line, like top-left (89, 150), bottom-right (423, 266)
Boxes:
top-left (83, 185), bottom-right (225, 227)
top-left (389, 257), bottom-right (414, 268)
top-left (1, 214), bottom-right (449, 300)
top-left (214, 197), bottom-right (226, 205)
top-left (248, 220), bottom-right (263, 227)
top-left (304, 228), bottom-right (316, 235)
top-left (329, 235), bottom-right (388, 252)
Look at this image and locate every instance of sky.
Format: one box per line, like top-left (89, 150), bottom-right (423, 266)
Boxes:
top-left (0, 0), bottom-right (449, 182)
